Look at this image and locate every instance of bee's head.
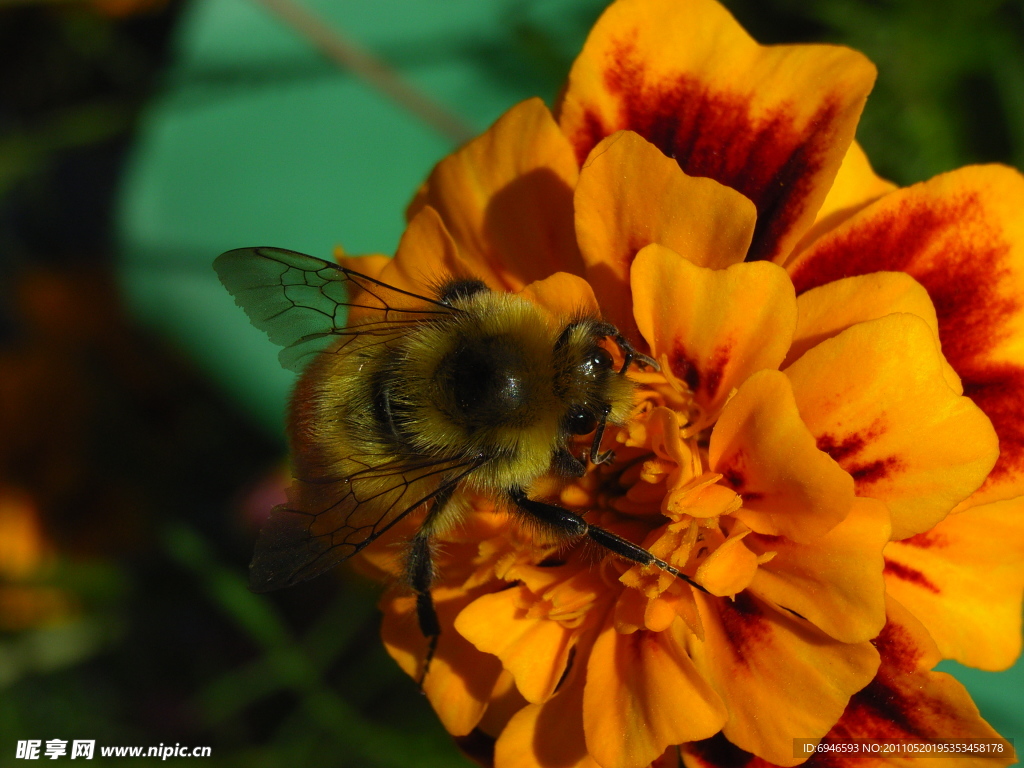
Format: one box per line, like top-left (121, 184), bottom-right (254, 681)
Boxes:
top-left (552, 319), bottom-right (636, 444)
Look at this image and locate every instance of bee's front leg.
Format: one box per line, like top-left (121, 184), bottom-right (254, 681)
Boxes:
top-left (506, 488), bottom-right (707, 594)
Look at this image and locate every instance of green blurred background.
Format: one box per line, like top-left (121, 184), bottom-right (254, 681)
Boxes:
top-left (1, 0), bottom-right (1022, 765)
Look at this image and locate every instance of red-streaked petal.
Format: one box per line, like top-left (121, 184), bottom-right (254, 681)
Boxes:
top-left (788, 165), bottom-right (1024, 508)
top-left (784, 314), bottom-right (998, 540)
top-left (575, 131), bottom-right (756, 335)
top-left (559, 0), bottom-right (876, 264)
top-left (687, 592), bottom-right (879, 767)
top-left (709, 369), bottom-right (854, 543)
top-left (884, 495), bottom-right (1024, 671)
top-left (584, 617), bottom-right (727, 768)
top-left (746, 497), bottom-right (890, 644)
top-left (783, 598), bottom-right (1018, 768)
top-left (790, 141), bottom-right (897, 260)
top-left (632, 246), bottom-right (797, 426)
top-left (409, 98), bottom-right (583, 290)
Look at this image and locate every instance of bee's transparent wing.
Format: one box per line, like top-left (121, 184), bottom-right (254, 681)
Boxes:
top-left (214, 247), bottom-right (455, 371)
top-left (249, 454), bottom-right (482, 592)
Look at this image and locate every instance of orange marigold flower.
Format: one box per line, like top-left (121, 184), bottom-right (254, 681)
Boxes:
top-left (332, 1), bottom-right (1024, 766)
top-left (0, 488), bottom-right (76, 631)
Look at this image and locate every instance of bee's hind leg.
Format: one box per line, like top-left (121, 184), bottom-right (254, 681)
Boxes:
top-left (406, 531), bottom-right (440, 688)
top-left (405, 483), bottom-right (457, 688)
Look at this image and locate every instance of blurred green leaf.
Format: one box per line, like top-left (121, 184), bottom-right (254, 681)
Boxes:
top-left (0, 618), bottom-right (116, 688)
top-left (163, 522), bottom-right (472, 767)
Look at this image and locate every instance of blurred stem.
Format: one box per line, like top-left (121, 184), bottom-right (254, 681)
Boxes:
top-left (200, 583), bottom-right (376, 723)
top-left (251, 0), bottom-right (475, 145)
top-left (161, 523), bottom-right (432, 768)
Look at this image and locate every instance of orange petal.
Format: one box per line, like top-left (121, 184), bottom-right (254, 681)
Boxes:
top-left (800, 597), bottom-right (1016, 768)
top-left (687, 592), bottom-right (879, 766)
top-left (333, 210), bottom-right (465, 326)
top-left (584, 618), bottom-right (727, 768)
top-left (456, 585), bottom-right (578, 704)
top-left (334, 251), bottom-right (390, 281)
top-left (517, 272), bottom-right (600, 323)
top-left (381, 585), bottom-right (502, 736)
top-left (327, 209), bottom-right (488, 331)
top-left (784, 314), bottom-right (998, 540)
top-left (786, 272), bottom-right (960, 393)
top-left (629, 406), bottom-right (696, 484)
top-left (883, 495), bottom-right (1024, 671)
top-left (476, 669), bottom-right (528, 739)
top-left (790, 141), bottom-right (897, 260)
top-left (666, 476), bottom-right (741, 522)
top-left (380, 205), bottom-right (495, 295)
top-left (788, 165), bottom-right (1024, 509)
top-left (695, 525), bottom-right (759, 598)
top-left (575, 131), bottom-right (755, 335)
top-left (409, 98), bottom-right (582, 291)
top-left (746, 497), bottom-right (890, 644)
top-left (708, 369), bottom-right (855, 543)
top-left (632, 245), bottom-right (797, 425)
top-left (494, 660), bottom-right (602, 768)
top-left (558, 0), bottom-right (876, 263)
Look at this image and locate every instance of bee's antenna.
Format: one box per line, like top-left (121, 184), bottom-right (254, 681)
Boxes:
top-left (656, 559), bottom-right (711, 595)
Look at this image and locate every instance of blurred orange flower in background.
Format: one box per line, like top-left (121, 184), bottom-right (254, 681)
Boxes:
top-left (0, 488), bottom-right (75, 632)
top-left (337, 0), bottom-right (1024, 766)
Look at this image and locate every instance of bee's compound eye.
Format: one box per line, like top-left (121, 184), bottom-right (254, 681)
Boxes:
top-left (566, 407), bottom-right (598, 435)
top-left (591, 346), bottom-right (613, 370)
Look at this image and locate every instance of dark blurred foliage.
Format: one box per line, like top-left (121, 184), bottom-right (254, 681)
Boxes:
top-left (0, 1), bottom-right (288, 761)
top-left (0, 0), bottom-right (1021, 766)
top-left (0, 7), bottom-right (478, 765)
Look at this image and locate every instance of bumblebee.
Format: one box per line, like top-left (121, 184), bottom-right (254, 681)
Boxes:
top-left (215, 247), bottom-right (704, 663)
